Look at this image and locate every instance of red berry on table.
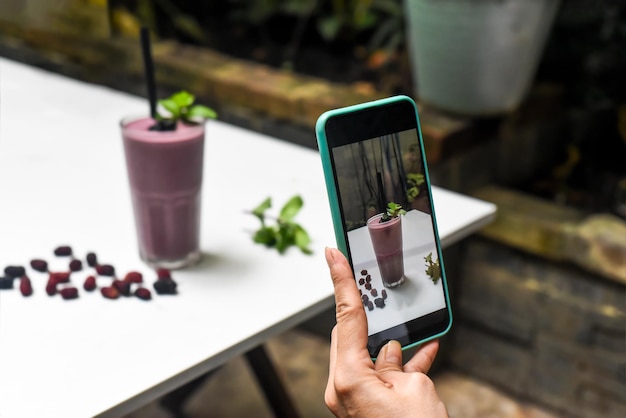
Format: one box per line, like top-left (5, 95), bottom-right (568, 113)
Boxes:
top-left (124, 271), bottom-right (143, 283)
top-left (112, 279), bottom-right (131, 296)
top-left (153, 278), bottom-right (177, 295)
top-left (83, 276), bottom-right (97, 291)
top-left (156, 268), bottom-right (171, 280)
top-left (135, 287), bottom-right (152, 301)
top-left (381, 289), bottom-right (387, 300)
top-left (60, 287), bottom-right (79, 300)
top-left (86, 252), bottom-right (98, 267)
top-left (54, 246), bottom-right (72, 256)
top-left (69, 259), bottom-right (82, 272)
top-left (370, 288), bottom-right (378, 297)
top-left (30, 259), bottom-right (48, 272)
top-left (19, 276), bottom-right (33, 297)
top-left (100, 286), bottom-right (119, 299)
top-left (96, 264), bottom-right (115, 276)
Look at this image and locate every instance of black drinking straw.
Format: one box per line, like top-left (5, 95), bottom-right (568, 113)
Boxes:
top-left (140, 26), bottom-right (157, 120)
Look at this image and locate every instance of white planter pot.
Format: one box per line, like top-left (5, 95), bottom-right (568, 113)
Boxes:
top-left (404, 0), bottom-right (561, 116)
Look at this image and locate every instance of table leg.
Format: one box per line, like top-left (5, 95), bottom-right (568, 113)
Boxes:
top-left (245, 344), bottom-right (301, 418)
top-left (159, 371), bottom-right (216, 417)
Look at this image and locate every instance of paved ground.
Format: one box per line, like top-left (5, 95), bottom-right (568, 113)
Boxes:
top-left (124, 328), bottom-right (562, 418)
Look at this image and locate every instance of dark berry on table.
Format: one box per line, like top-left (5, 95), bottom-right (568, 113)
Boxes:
top-left (100, 286), bottom-right (120, 299)
top-left (45, 279), bottom-right (57, 296)
top-left (112, 279), bottom-right (131, 296)
top-left (124, 271), bottom-right (143, 283)
top-left (49, 272), bottom-right (71, 284)
top-left (19, 276), bottom-right (33, 297)
top-left (60, 287), bottom-right (79, 300)
top-left (361, 269), bottom-right (368, 276)
top-left (54, 246), bottom-right (72, 256)
top-left (381, 289), bottom-right (387, 300)
top-left (96, 264), bottom-right (115, 276)
top-left (370, 288), bottom-right (378, 297)
top-left (358, 278), bottom-right (365, 286)
top-left (86, 252), bottom-right (98, 267)
top-left (83, 276), bottom-right (97, 291)
top-left (367, 301), bottom-right (374, 311)
top-left (0, 276), bottom-right (14, 290)
top-left (69, 259), bottom-right (82, 272)
top-left (365, 275), bottom-right (371, 283)
top-left (365, 282), bottom-right (372, 290)
top-left (374, 298), bottom-right (385, 308)
top-left (135, 287), bottom-right (152, 301)
top-left (153, 279), bottom-right (177, 295)
top-left (361, 294), bottom-right (369, 304)
top-left (30, 259), bottom-right (48, 272)
top-left (156, 268), bottom-right (171, 280)
top-left (4, 265), bottom-right (26, 278)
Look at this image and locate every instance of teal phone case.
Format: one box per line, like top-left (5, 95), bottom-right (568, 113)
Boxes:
top-left (315, 95), bottom-right (453, 354)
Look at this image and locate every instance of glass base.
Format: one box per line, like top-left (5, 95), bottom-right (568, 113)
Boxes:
top-left (383, 275), bottom-right (406, 289)
top-left (141, 250), bottom-right (202, 270)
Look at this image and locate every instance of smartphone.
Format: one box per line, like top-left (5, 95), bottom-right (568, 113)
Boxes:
top-left (316, 95), bottom-right (452, 358)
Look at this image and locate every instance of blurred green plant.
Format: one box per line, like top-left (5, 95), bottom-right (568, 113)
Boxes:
top-left (250, 195), bottom-right (313, 255)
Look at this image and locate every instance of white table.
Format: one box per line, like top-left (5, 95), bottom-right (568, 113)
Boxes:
top-left (0, 57), bottom-right (497, 418)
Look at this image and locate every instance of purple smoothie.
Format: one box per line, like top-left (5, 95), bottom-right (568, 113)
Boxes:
top-left (121, 116), bottom-right (205, 268)
top-left (367, 214), bottom-right (405, 288)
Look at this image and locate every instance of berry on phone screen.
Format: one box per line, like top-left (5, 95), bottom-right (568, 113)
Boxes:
top-left (30, 259), bottom-right (48, 272)
top-left (60, 287), bottom-right (79, 300)
top-left (4, 266), bottom-right (26, 278)
top-left (86, 252), bottom-right (98, 267)
top-left (19, 276), bottom-right (33, 297)
top-left (0, 276), bottom-right (14, 290)
top-left (69, 259), bottom-right (83, 272)
top-left (54, 246), bottom-right (73, 256)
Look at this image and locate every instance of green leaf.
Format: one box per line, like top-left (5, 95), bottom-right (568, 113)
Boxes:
top-left (187, 105), bottom-right (218, 120)
top-left (294, 224), bottom-right (312, 254)
top-left (158, 98), bottom-right (181, 118)
top-left (252, 197), bottom-right (272, 222)
top-left (170, 91), bottom-right (195, 108)
top-left (253, 226), bottom-right (276, 246)
top-left (279, 195), bottom-right (303, 222)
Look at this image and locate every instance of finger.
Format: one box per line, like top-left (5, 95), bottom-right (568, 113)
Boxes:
top-left (324, 326), bottom-right (340, 411)
top-left (403, 339), bottom-right (440, 374)
top-left (374, 340), bottom-right (403, 373)
top-left (325, 247), bottom-right (369, 359)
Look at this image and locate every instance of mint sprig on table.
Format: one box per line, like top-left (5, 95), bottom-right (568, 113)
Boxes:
top-left (250, 195), bottom-right (313, 255)
top-left (156, 90), bottom-right (217, 126)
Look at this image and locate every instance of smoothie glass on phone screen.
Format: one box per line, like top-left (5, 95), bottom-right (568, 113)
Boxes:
top-left (121, 116), bottom-right (204, 269)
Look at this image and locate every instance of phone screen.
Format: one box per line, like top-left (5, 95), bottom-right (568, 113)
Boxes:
top-left (317, 96), bottom-right (451, 357)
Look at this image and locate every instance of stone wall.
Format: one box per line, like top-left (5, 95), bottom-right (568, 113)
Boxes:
top-left (449, 186), bottom-right (626, 417)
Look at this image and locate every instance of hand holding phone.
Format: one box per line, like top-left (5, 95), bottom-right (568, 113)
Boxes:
top-left (324, 247), bottom-right (449, 418)
top-left (316, 95), bottom-right (452, 358)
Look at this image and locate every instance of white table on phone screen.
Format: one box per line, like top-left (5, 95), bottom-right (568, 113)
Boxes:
top-left (0, 57), bottom-right (497, 418)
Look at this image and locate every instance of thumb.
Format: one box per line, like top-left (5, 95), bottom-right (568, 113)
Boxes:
top-left (374, 340), bottom-right (403, 373)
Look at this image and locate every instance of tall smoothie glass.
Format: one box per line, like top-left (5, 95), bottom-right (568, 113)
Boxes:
top-left (367, 213), bottom-right (405, 288)
top-left (121, 116), bottom-right (205, 269)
